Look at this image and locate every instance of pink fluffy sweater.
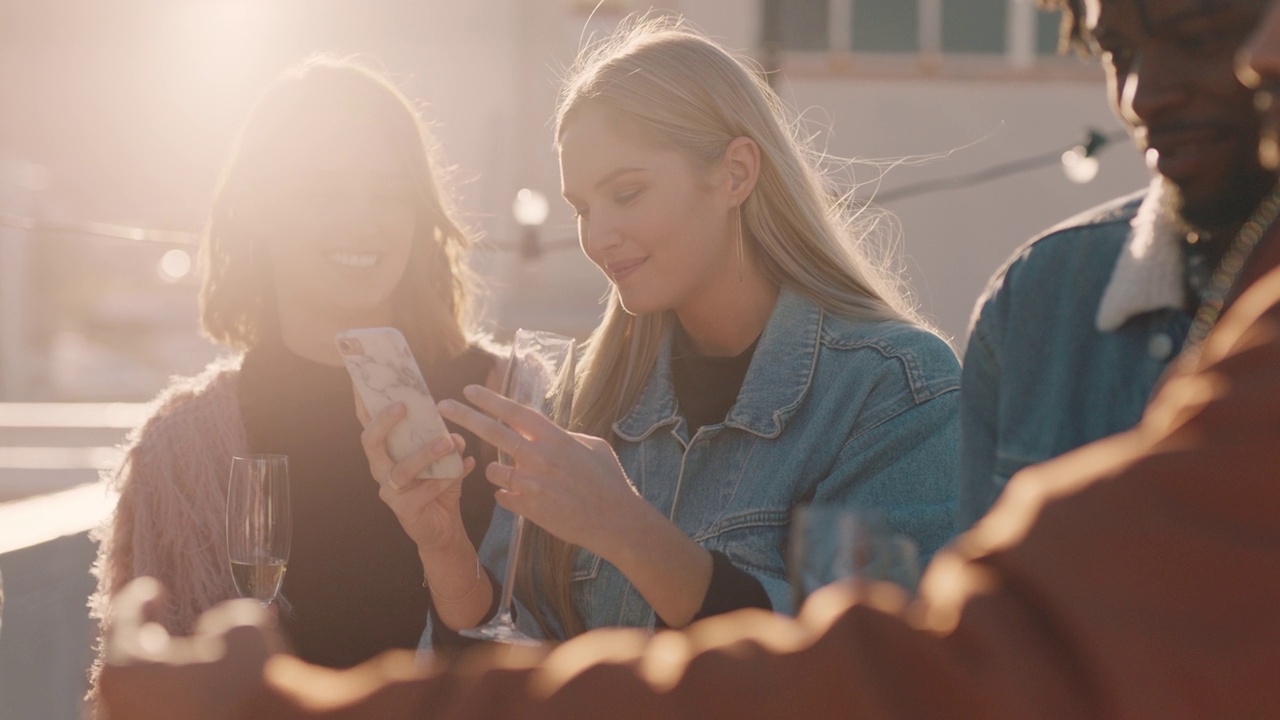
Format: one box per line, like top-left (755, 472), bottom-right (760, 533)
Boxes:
top-left (88, 355), bottom-right (250, 693)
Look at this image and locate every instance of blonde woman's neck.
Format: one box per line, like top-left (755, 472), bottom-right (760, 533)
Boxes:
top-left (675, 270), bottom-right (778, 357)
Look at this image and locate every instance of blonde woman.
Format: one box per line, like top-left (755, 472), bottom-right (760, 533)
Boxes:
top-left (89, 55), bottom-right (502, 690)
top-left (368, 15), bottom-right (959, 643)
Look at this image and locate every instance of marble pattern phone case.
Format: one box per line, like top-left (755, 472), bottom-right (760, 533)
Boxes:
top-left (336, 327), bottom-right (465, 480)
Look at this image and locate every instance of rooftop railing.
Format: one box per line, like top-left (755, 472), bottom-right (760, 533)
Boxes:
top-left (0, 403), bottom-right (139, 720)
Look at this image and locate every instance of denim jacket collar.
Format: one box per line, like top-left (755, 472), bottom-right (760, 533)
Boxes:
top-left (1096, 177), bottom-right (1187, 332)
top-left (613, 286), bottom-right (820, 442)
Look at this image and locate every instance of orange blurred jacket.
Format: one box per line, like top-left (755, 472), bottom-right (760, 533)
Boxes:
top-left (114, 251), bottom-right (1280, 720)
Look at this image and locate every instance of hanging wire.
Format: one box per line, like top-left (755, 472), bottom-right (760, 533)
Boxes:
top-left (0, 128), bottom-right (1128, 251)
top-left (0, 215), bottom-right (200, 245)
top-left (873, 129), bottom-right (1127, 204)
top-left (474, 236), bottom-right (579, 256)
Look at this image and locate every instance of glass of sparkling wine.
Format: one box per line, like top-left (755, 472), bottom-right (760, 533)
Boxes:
top-left (787, 505), bottom-right (921, 613)
top-left (460, 329), bottom-right (576, 646)
top-left (226, 454), bottom-right (291, 606)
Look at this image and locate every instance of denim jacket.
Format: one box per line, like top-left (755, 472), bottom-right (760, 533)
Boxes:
top-left (480, 287), bottom-right (960, 639)
top-left (957, 182), bottom-right (1193, 530)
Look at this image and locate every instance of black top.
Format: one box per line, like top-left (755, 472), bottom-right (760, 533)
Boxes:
top-left (670, 324), bottom-right (759, 436)
top-left (666, 324), bottom-right (771, 622)
top-left (239, 338), bottom-right (495, 668)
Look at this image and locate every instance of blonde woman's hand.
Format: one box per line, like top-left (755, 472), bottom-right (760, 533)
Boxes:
top-left (438, 385), bottom-right (655, 561)
top-left (356, 391), bottom-right (476, 555)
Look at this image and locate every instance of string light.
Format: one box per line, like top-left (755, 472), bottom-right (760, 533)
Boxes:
top-left (1, 129), bottom-right (1128, 260)
top-left (1060, 129), bottom-right (1110, 184)
top-left (875, 128), bottom-right (1125, 204)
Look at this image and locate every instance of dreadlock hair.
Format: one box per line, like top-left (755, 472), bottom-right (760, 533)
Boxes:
top-left (1040, 0), bottom-right (1096, 55)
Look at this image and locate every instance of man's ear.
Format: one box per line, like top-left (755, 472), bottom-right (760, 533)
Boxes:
top-left (723, 136), bottom-right (761, 205)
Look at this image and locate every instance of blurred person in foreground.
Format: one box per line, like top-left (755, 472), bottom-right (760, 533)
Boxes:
top-left (88, 55), bottom-right (504, 696)
top-left (97, 213), bottom-right (1280, 720)
top-left (366, 12), bottom-right (959, 650)
top-left (957, 0), bottom-right (1280, 529)
top-left (94, 4), bottom-right (1280, 718)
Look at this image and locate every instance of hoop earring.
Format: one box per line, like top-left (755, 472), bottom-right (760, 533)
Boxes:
top-left (736, 206), bottom-right (745, 281)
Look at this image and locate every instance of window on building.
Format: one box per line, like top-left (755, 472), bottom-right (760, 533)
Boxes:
top-left (763, 0), bottom-right (829, 51)
top-left (941, 0), bottom-right (1007, 54)
top-left (851, 0), bottom-right (919, 53)
top-left (1036, 8), bottom-right (1066, 55)
top-left (762, 0), bottom-right (1077, 71)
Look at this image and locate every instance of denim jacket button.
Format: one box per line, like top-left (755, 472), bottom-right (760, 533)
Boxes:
top-left (1147, 332), bottom-right (1174, 361)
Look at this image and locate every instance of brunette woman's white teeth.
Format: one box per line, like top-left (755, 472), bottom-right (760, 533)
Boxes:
top-left (329, 252), bottom-right (378, 268)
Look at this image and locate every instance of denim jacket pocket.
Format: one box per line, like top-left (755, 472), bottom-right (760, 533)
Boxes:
top-left (571, 547), bottom-right (603, 582)
top-left (698, 509), bottom-right (791, 580)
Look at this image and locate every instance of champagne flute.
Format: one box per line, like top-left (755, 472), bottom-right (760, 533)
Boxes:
top-left (461, 329), bottom-right (576, 646)
top-left (226, 454), bottom-right (291, 606)
top-left (787, 504), bottom-right (920, 612)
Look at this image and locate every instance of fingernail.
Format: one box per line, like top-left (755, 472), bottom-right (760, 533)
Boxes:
top-left (431, 437), bottom-right (452, 453)
top-left (438, 400), bottom-right (457, 413)
top-left (463, 385), bottom-right (480, 399)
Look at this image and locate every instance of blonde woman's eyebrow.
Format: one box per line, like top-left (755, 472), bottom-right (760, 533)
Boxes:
top-left (593, 166), bottom-right (647, 191)
top-left (563, 167), bottom-right (647, 206)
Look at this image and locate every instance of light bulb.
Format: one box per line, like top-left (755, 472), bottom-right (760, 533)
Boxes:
top-left (1061, 147), bottom-right (1100, 184)
top-left (157, 249), bottom-right (193, 282)
top-left (512, 188), bottom-right (550, 227)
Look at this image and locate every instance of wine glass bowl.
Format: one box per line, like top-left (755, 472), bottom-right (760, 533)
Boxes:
top-left (226, 454), bottom-right (291, 606)
top-left (460, 329), bottom-right (576, 646)
top-left (787, 504), bottom-right (920, 612)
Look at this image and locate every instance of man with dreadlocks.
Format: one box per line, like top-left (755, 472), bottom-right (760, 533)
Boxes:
top-left (957, 0), bottom-right (1280, 529)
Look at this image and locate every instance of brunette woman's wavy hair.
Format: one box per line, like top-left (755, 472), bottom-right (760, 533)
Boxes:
top-left (198, 54), bottom-right (477, 366)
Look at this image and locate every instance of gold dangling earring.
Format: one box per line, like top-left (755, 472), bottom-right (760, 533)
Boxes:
top-left (736, 205), bottom-right (745, 282)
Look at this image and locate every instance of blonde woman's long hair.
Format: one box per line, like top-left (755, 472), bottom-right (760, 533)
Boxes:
top-left (518, 14), bottom-right (926, 638)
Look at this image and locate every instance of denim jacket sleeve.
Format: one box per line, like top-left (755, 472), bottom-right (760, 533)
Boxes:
top-left (957, 287), bottom-right (1005, 532)
top-left (956, 202), bottom-right (1147, 532)
top-left (813, 381), bottom-right (959, 565)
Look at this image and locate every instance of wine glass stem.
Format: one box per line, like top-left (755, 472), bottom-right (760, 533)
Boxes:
top-left (497, 514), bottom-right (526, 616)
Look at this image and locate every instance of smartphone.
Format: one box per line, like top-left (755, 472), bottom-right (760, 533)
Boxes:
top-left (335, 327), bottom-right (464, 480)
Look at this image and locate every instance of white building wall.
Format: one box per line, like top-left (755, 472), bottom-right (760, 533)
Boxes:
top-left (779, 76), bottom-right (1150, 342)
top-left (0, 0), bottom-right (1154, 395)
top-left (451, 0), bottom-right (1152, 345)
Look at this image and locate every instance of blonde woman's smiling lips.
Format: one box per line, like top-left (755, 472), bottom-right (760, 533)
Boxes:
top-left (606, 257), bottom-right (646, 283)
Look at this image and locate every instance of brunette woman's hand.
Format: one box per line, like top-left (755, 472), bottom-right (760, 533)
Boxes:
top-left (355, 392), bottom-right (476, 555)
top-left (437, 384), bottom-right (657, 561)
top-left (100, 577), bottom-right (281, 720)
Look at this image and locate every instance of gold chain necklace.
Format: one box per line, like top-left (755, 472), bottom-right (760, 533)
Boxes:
top-left (1180, 180), bottom-right (1280, 366)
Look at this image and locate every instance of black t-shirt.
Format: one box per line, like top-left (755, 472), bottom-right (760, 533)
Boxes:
top-left (670, 324), bottom-right (759, 436)
top-left (238, 338), bottom-right (494, 668)
top-left (667, 324), bottom-right (772, 622)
